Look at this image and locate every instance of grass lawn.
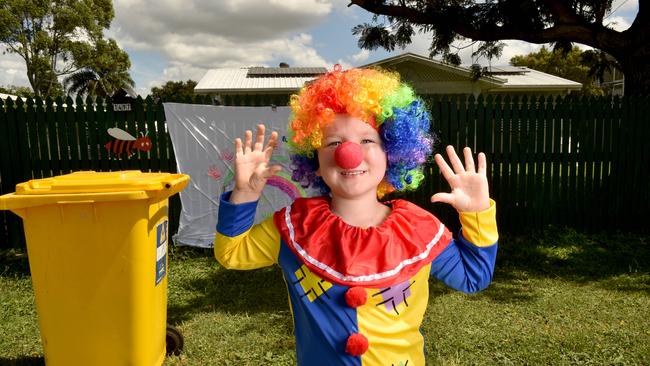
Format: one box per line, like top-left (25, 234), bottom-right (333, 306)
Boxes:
top-left (1, 227), bottom-right (649, 365)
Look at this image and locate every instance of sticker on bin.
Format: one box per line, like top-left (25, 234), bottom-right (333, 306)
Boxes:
top-left (156, 220), bottom-right (168, 285)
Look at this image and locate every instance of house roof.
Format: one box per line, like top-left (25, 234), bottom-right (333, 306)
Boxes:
top-left (0, 92), bottom-right (20, 101)
top-left (484, 66), bottom-right (582, 90)
top-left (247, 67), bottom-right (327, 76)
top-left (195, 67), bottom-right (326, 93)
top-left (195, 52), bottom-right (582, 94)
top-left (112, 87), bottom-right (138, 99)
top-left (361, 52), bottom-right (506, 86)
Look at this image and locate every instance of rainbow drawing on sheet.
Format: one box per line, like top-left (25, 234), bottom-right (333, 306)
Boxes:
top-left (218, 154), bottom-right (309, 202)
top-left (265, 171), bottom-right (307, 201)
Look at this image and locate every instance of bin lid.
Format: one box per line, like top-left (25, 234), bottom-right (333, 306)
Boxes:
top-left (0, 171), bottom-right (189, 211)
top-left (16, 171), bottom-right (184, 195)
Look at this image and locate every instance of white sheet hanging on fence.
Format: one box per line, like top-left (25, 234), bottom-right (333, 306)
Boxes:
top-left (164, 103), bottom-right (317, 248)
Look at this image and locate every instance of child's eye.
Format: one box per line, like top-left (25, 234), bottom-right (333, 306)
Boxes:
top-left (327, 141), bottom-right (341, 147)
top-left (361, 139), bottom-right (375, 144)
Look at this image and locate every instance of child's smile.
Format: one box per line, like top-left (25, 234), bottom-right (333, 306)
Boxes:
top-left (316, 114), bottom-right (387, 200)
top-left (340, 170), bottom-right (367, 176)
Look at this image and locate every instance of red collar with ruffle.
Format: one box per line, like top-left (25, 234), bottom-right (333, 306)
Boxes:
top-left (274, 196), bottom-right (452, 287)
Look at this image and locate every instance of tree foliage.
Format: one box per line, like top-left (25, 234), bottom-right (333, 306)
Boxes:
top-left (150, 80), bottom-right (198, 102)
top-left (349, 0), bottom-right (649, 95)
top-left (510, 46), bottom-right (606, 96)
top-left (0, 0), bottom-right (131, 98)
top-left (63, 39), bottom-right (134, 98)
top-left (0, 84), bottom-right (36, 99)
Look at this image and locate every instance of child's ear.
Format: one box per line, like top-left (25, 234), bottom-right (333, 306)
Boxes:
top-left (315, 168), bottom-right (321, 177)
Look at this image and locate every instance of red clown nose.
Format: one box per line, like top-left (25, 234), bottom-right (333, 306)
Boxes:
top-left (334, 141), bottom-right (363, 169)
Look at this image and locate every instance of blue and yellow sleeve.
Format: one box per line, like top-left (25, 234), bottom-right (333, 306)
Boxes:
top-left (430, 199), bottom-right (498, 293)
top-left (214, 191), bottom-right (281, 270)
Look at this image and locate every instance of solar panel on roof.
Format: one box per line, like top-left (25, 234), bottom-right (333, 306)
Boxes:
top-left (247, 67), bottom-right (327, 76)
top-left (484, 66), bottom-right (529, 75)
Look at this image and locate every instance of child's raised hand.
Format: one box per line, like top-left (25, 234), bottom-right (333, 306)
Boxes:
top-left (431, 145), bottom-right (490, 212)
top-left (229, 124), bottom-right (281, 204)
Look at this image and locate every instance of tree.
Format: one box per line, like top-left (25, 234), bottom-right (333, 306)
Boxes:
top-left (0, 84), bottom-right (36, 98)
top-left (0, 0), bottom-right (116, 97)
top-left (150, 80), bottom-right (198, 102)
top-left (349, 0), bottom-right (649, 95)
top-left (510, 46), bottom-right (606, 95)
top-left (63, 39), bottom-right (134, 98)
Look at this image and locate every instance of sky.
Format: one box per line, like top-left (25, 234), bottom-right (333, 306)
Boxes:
top-left (0, 0), bottom-right (639, 96)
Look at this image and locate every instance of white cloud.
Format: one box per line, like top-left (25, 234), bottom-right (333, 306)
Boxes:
top-left (604, 16), bottom-right (633, 31)
top-left (112, 0), bottom-right (332, 47)
top-left (0, 53), bottom-right (29, 87)
top-left (610, 0), bottom-right (638, 15)
top-left (140, 61), bottom-right (207, 96)
top-left (143, 32), bottom-right (330, 93)
top-left (336, 0), bottom-right (366, 19)
top-left (109, 0), bottom-right (335, 86)
top-left (401, 31), bottom-right (433, 57)
top-left (350, 49), bottom-right (370, 63)
top-left (494, 41), bottom-right (546, 66)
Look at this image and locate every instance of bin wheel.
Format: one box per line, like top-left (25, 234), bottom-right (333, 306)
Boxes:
top-left (166, 325), bottom-right (184, 356)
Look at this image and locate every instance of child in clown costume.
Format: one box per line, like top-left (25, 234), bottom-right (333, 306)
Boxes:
top-left (214, 66), bottom-right (498, 366)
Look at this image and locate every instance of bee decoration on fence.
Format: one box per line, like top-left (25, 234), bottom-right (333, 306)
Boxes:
top-left (105, 127), bottom-right (152, 158)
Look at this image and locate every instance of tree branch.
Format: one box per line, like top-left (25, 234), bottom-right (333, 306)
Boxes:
top-left (541, 0), bottom-right (582, 24)
top-left (349, 0), bottom-right (629, 53)
top-left (349, 0), bottom-right (435, 24)
top-left (455, 22), bottom-right (627, 51)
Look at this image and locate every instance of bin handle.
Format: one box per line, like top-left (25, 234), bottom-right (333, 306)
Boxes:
top-left (162, 175), bottom-right (189, 190)
top-left (57, 200), bottom-right (96, 204)
top-left (147, 174), bottom-right (189, 201)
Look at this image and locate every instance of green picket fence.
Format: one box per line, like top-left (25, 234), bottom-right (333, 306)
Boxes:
top-left (1, 94), bottom-right (648, 248)
top-left (416, 94), bottom-right (650, 235)
top-left (0, 95), bottom-right (202, 249)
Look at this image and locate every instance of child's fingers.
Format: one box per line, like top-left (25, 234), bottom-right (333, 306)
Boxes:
top-left (434, 153), bottom-right (454, 182)
top-left (447, 145), bottom-right (465, 174)
top-left (267, 130), bottom-right (278, 147)
top-left (254, 124), bottom-right (265, 151)
top-left (265, 164), bottom-right (282, 178)
top-left (264, 131), bottom-right (279, 159)
top-left (431, 192), bottom-right (455, 206)
top-left (463, 147), bottom-right (475, 173)
top-left (244, 130), bottom-right (253, 153)
top-left (478, 152), bottom-right (487, 175)
top-left (234, 138), bottom-right (243, 156)
top-left (258, 164), bottom-right (282, 180)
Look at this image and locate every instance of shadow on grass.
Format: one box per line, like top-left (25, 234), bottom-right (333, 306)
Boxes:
top-left (428, 265), bottom-right (540, 305)
top-left (0, 249), bottom-right (31, 278)
top-left (493, 227), bottom-right (650, 294)
top-left (168, 247), bottom-right (288, 324)
top-left (0, 357), bottom-right (44, 366)
top-left (480, 270), bottom-right (540, 303)
top-left (425, 227), bottom-right (650, 305)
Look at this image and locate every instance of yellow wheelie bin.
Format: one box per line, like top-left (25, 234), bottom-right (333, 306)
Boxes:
top-left (0, 170), bottom-right (189, 366)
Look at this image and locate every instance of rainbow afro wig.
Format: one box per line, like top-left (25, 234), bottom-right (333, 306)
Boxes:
top-left (288, 65), bottom-right (436, 198)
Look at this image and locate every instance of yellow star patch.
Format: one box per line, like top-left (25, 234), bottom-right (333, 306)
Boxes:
top-left (294, 265), bottom-right (333, 302)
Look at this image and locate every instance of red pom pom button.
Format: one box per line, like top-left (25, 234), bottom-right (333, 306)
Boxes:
top-left (345, 287), bottom-right (367, 308)
top-left (335, 141), bottom-right (363, 169)
top-left (345, 333), bottom-right (369, 356)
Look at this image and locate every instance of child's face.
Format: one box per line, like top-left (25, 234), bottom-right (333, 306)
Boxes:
top-left (316, 114), bottom-right (387, 200)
